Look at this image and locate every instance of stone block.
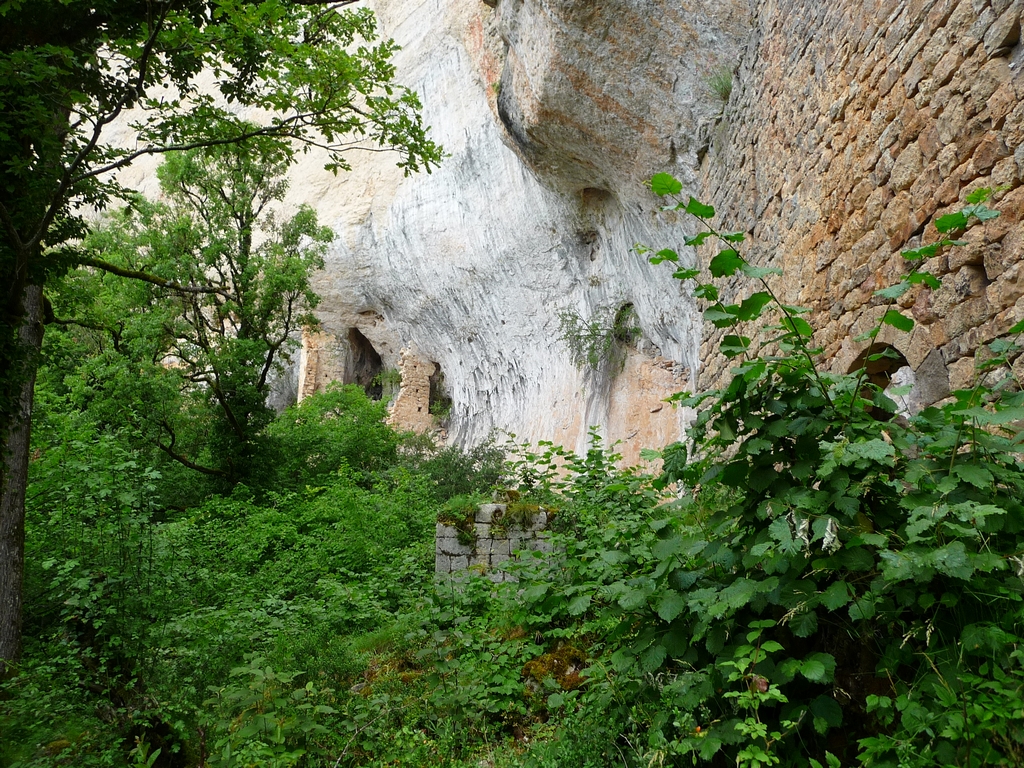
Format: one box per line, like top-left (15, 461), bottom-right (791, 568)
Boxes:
top-left (450, 555), bottom-right (469, 571)
top-left (530, 510), bottom-right (548, 531)
top-left (986, 83), bottom-right (1018, 123)
top-left (948, 356), bottom-right (977, 391)
top-left (470, 553), bottom-right (489, 569)
top-left (973, 133), bottom-right (1010, 173)
top-left (918, 124), bottom-right (943, 161)
top-left (910, 349), bottom-right (952, 409)
top-left (489, 538), bottom-right (511, 557)
top-left (953, 265), bottom-right (988, 298)
top-left (890, 142), bottom-right (923, 191)
top-left (942, 296), bottom-right (992, 337)
top-left (532, 535), bottom-right (553, 554)
top-left (986, 262), bottom-right (1024, 307)
top-left (435, 553), bottom-right (451, 573)
top-left (990, 227), bottom-right (1023, 277)
top-left (491, 551), bottom-right (511, 567)
top-left (475, 504), bottom-right (505, 524)
top-left (937, 95), bottom-right (968, 145)
top-left (947, 229), bottom-right (987, 270)
top-left (983, 6), bottom-right (1021, 57)
top-left (438, 536), bottom-right (472, 556)
top-left (474, 522), bottom-right (491, 539)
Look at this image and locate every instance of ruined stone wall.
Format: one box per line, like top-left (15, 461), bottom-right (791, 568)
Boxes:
top-left (698, 0), bottom-right (1024, 399)
top-left (435, 503), bottom-right (551, 581)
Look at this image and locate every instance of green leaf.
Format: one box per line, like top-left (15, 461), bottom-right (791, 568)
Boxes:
top-left (964, 187), bottom-right (992, 204)
top-left (672, 268), bottom-right (700, 281)
top-left (650, 173), bottom-right (683, 196)
top-left (820, 581), bottom-right (851, 610)
top-left (684, 197), bottom-right (715, 219)
top-left (935, 211), bottom-right (969, 232)
top-left (684, 232), bottom-right (714, 247)
top-left (721, 231), bottom-right (746, 243)
top-left (962, 203), bottom-right (999, 222)
top-left (951, 463), bottom-right (993, 489)
top-left (657, 590), bottom-right (686, 622)
top-left (1009, 319), bottom-right (1024, 334)
top-left (873, 282), bottom-right (912, 300)
top-left (694, 283), bottom-right (719, 301)
top-left (801, 659), bottom-right (827, 682)
top-left (881, 309), bottom-right (914, 332)
top-left (704, 305), bottom-right (738, 327)
top-left (650, 248), bottom-right (679, 264)
top-left (709, 249), bottom-right (742, 277)
top-left (902, 243), bottom-right (942, 260)
top-left (735, 292), bottom-right (772, 321)
top-left (789, 611), bottom-right (818, 637)
top-left (846, 439), bottom-right (896, 465)
top-left (652, 536), bottom-right (683, 560)
top-left (640, 643), bottom-right (668, 673)
top-left (907, 272), bottom-right (940, 289)
top-left (810, 696), bottom-right (843, 732)
top-left (721, 335), bottom-right (752, 358)
top-left (781, 316), bottom-right (814, 337)
top-left (931, 541), bottom-right (973, 580)
top-left (567, 594), bottom-right (592, 616)
top-left (740, 263), bottom-right (783, 279)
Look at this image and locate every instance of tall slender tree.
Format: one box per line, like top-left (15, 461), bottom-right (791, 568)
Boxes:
top-left (0, 0), bottom-right (442, 670)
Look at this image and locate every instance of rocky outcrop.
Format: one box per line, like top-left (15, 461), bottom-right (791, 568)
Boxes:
top-left (283, 0), bottom-right (1020, 452)
top-left (283, 0), bottom-right (751, 460)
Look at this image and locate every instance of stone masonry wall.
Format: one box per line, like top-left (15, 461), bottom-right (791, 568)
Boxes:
top-left (697, 0), bottom-right (1024, 400)
top-left (435, 503), bottom-right (551, 581)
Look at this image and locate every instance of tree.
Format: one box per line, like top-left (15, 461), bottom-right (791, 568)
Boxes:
top-left (59, 136), bottom-right (333, 482)
top-left (0, 0), bottom-right (442, 670)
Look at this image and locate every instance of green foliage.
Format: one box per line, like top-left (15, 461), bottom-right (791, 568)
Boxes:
top-left (707, 64), bottom-right (734, 103)
top-left (0, 0), bottom-right (444, 673)
top-left (51, 138), bottom-right (332, 483)
top-left (557, 304), bottom-right (641, 373)
top-left (399, 435), bottom-right (506, 503)
top-left (10, 158), bottom-right (1024, 768)
top-left (264, 385), bottom-right (399, 491)
top-left (204, 657), bottom-right (338, 767)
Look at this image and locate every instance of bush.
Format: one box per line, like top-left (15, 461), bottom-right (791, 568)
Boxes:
top-left (263, 384), bottom-right (399, 491)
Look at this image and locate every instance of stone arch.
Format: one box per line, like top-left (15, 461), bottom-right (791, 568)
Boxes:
top-left (846, 342), bottom-right (909, 389)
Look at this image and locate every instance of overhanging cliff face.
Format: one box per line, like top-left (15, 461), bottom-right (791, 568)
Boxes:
top-left (291, 0), bottom-right (751, 459)
top-left (298, 0), bottom-right (1023, 455)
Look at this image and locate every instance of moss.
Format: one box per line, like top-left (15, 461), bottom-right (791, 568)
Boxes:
top-left (522, 644), bottom-right (587, 691)
top-left (437, 494), bottom-right (483, 544)
top-left (494, 487), bottom-right (521, 503)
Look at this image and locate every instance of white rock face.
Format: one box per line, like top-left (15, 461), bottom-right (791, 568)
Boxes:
top-left (284, 0), bottom-right (749, 457)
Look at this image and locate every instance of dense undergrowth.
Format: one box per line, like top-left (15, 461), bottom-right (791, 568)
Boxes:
top-left (3, 183), bottom-right (1024, 767)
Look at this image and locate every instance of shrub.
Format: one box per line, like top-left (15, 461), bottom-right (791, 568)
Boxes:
top-left (263, 384), bottom-right (399, 491)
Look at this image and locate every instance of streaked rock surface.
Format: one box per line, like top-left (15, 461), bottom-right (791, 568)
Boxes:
top-left (289, 0), bottom-right (750, 459)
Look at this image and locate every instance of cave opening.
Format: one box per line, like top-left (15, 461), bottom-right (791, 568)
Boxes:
top-left (347, 327), bottom-right (384, 400)
top-left (428, 363), bottom-right (452, 421)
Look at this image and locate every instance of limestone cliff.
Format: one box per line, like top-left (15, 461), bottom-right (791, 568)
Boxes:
top-left (284, 0), bottom-right (750, 461)
top-left (290, 0), bottom-right (1024, 456)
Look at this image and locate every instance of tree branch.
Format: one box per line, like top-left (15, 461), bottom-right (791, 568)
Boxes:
top-left (78, 256), bottom-right (233, 298)
top-left (155, 440), bottom-right (229, 478)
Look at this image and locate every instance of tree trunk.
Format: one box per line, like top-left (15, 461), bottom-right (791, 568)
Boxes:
top-left (0, 283), bottom-right (43, 675)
